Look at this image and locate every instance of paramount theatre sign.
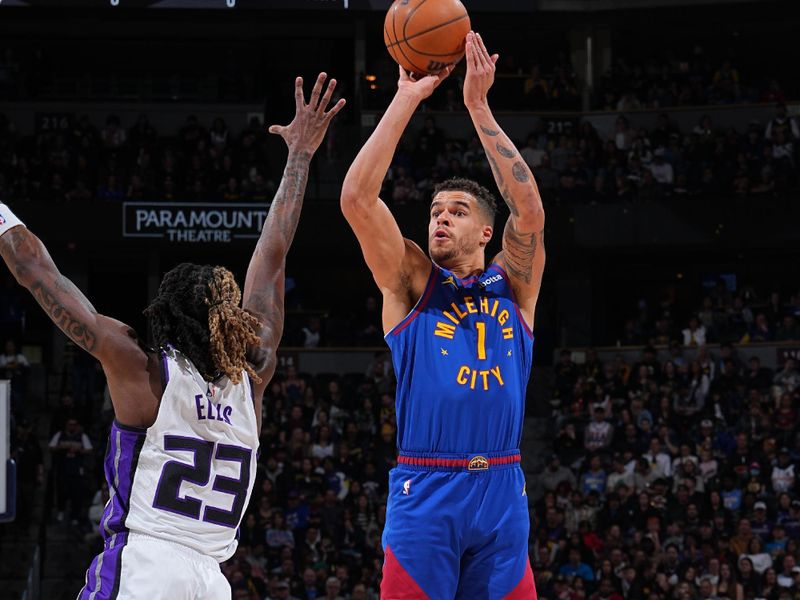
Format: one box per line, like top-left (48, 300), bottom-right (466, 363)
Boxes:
top-left (123, 202), bottom-right (269, 243)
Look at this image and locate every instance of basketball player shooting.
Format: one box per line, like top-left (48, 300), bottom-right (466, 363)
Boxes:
top-left (341, 33), bottom-right (543, 599)
top-left (0, 73), bottom-right (344, 600)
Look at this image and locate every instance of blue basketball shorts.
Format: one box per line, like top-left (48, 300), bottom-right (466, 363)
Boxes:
top-left (381, 450), bottom-right (538, 599)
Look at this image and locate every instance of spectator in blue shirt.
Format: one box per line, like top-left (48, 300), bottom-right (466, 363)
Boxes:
top-left (580, 454), bottom-right (607, 495)
top-left (559, 548), bottom-right (595, 582)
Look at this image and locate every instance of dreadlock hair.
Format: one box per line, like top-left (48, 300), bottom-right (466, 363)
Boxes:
top-left (144, 263), bottom-right (262, 385)
top-left (433, 177), bottom-right (498, 226)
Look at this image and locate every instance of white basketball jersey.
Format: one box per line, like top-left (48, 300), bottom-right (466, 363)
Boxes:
top-left (104, 347), bottom-right (259, 563)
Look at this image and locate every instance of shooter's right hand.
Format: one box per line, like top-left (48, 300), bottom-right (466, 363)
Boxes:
top-left (396, 64), bottom-right (453, 102)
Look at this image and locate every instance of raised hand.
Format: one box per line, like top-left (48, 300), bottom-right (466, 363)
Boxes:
top-left (463, 31), bottom-right (499, 110)
top-left (269, 73), bottom-right (346, 154)
top-left (396, 64), bottom-right (453, 103)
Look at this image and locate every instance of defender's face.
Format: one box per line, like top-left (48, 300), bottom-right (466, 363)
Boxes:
top-left (428, 191), bottom-right (491, 264)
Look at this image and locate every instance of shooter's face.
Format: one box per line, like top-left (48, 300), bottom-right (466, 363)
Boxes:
top-left (428, 191), bottom-right (491, 265)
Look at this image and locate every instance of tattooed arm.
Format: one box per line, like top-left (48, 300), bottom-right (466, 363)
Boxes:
top-left (463, 32), bottom-right (545, 327)
top-left (0, 223), bottom-right (151, 425)
top-left (242, 73), bottom-right (344, 411)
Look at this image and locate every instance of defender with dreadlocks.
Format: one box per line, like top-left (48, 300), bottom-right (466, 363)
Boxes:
top-left (0, 73), bottom-right (344, 600)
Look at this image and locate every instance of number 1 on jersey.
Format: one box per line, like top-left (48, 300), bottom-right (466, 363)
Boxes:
top-left (476, 321), bottom-right (487, 360)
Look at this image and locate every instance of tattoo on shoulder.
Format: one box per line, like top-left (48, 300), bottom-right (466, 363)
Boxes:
top-left (31, 281), bottom-right (98, 352)
top-left (502, 223), bottom-right (543, 284)
top-left (496, 142), bottom-right (516, 159)
top-left (512, 161), bottom-right (530, 183)
top-left (480, 125), bottom-right (500, 137)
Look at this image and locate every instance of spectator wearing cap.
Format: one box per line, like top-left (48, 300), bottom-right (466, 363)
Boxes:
top-left (543, 453), bottom-right (578, 492)
top-left (750, 500), bottom-right (772, 534)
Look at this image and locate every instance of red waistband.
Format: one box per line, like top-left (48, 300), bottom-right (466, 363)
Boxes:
top-left (397, 452), bottom-right (521, 471)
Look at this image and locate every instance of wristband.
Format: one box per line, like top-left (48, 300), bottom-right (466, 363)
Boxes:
top-left (0, 203), bottom-right (25, 237)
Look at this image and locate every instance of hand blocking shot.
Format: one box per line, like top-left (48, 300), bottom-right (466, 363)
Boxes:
top-left (341, 32), bottom-right (545, 599)
top-left (0, 74), bottom-right (344, 600)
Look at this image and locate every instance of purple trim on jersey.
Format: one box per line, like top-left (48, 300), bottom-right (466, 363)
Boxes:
top-left (487, 263), bottom-right (534, 339)
top-left (160, 348), bottom-right (170, 390)
top-left (388, 265), bottom-right (438, 336)
top-left (100, 422), bottom-right (147, 536)
top-left (78, 422), bottom-right (145, 599)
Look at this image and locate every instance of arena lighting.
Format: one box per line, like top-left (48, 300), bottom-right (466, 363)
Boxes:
top-left (365, 75), bottom-right (378, 82)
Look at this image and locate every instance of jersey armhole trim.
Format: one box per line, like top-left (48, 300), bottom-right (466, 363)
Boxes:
top-left (159, 348), bottom-right (170, 390)
top-left (112, 419), bottom-right (148, 434)
top-left (488, 263), bottom-right (535, 340)
top-left (385, 264), bottom-right (438, 338)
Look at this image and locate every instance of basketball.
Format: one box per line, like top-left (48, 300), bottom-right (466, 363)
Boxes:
top-left (384, 0), bottom-right (471, 76)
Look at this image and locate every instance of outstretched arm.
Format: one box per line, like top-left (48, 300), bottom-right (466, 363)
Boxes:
top-left (340, 66), bottom-right (450, 330)
top-left (243, 73), bottom-right (344, 402)
top-left (464, 32), bottom-right (545, 327)
top-left (0, 207), bottom-right (149, 424)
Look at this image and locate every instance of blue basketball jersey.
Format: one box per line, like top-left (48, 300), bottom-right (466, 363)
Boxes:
top-left (385, 262), bottom-right (534, 454)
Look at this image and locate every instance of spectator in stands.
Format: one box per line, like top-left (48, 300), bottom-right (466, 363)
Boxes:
top-left (748, 313), bottom-right (775, 344)
top-left (49, 417), bottom-right (92, 525)
top-left (765, 102), bottom-right (799, 142)
top-left (543, 453), bottom-right (578, 492)
top-left (101, 114), bottom-right (126, 149)
top-left (776, 315), bottom-right (800, 341)
top-left (745, 356), bottom-right (773, 392)
top-left (521, 134), bottom-right (547, 169)
top-left (585, 404), bottom-right (615, 453)
top-left (681, 316), bottom-right (706, 347)
top-left (559, 547), bottom-right (595, 583)
top-left (580, 454), bottom-right (607, 495)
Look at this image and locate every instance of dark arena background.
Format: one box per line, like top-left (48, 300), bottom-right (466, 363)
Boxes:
top-left (1, 0), bottom-right (799, 598)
